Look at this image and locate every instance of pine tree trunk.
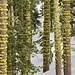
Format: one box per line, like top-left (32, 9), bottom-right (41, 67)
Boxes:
top-left (62, 0), bottom-right (71, 75)
top-left (50, 0), bottom-right (54, 32)
top-left (10, 5), bottom-right (16, 75)
top-left (7, 7), bottom-right (12, 75)
top-left (43, 0), bottom-right (51, 72)
top-left (7, 4), bottom-right (15, 75)
top-left (0, 0), bottom-right (8, 75)
top-left (53, 0), bottom-right (62, 75)
top-left (22, 0), bottom-right (32, 74)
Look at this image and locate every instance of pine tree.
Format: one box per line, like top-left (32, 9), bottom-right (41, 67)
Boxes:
top-left (7, 0), bottom-right (42, 74)
top-left (0, 0), bottom-right (8, 75)
top-left (62, 0), bottom-right (71, 75)
top-left (21, 0), bottom-right (32, 75)
top-left (53, 0), bottom-right (62, 75)
top-left (7, 1), bottom-right (15, 74)
top-left (43, 0), bottom-right (51, 72)
top-left (50, 0), bottom-right (54, 32)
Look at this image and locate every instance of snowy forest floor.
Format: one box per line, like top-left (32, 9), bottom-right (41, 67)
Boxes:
top-left (31, 33), bottom-right (75, 75)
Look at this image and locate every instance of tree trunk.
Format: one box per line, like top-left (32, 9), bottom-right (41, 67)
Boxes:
top-left (62, 0), bottom-right (71, 75)
top-left (43, 0), bottom-right (51, 72)
top-left (0, 0), bottom-right (8, 75)
top-left (53, 0), bottom-right (62, 75)
top-left (7, 4), bottom-right (16, 75)
top-left (22, 0), bottom-right (32, 74)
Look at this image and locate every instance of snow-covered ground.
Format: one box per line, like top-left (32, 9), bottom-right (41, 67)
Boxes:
top-left (31, 32), bottom-right (75, 75)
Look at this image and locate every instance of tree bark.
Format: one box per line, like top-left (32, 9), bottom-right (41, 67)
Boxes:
top-left (62, 0), bottom-right (71, 75)
top-left (0, 0), bottom-right (8, 75)
top-left (43, 0), bottom-right (51, 72)
top-left (53, 0), bottom-right (62, 75)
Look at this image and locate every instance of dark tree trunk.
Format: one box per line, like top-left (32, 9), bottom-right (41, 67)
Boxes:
top-left (62, 0), bottom-right (71, 75)
top-left (43, 0), bottom-right (51, 72)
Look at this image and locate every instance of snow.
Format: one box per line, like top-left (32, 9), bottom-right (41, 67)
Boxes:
top-left (31, 32), bottom-right (75, 75)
